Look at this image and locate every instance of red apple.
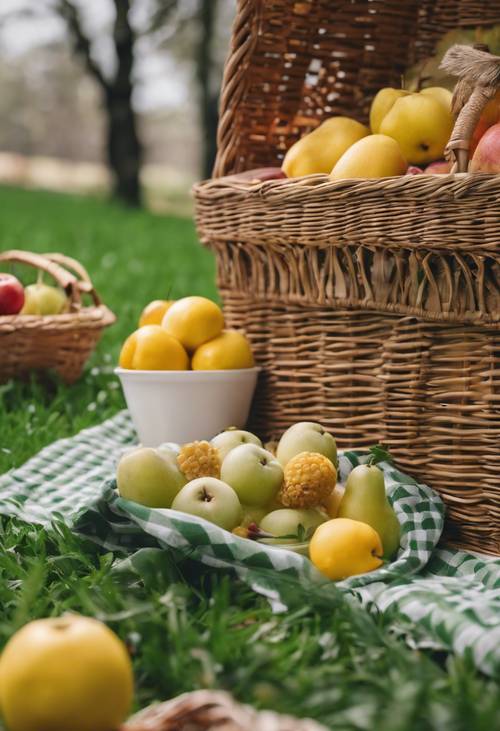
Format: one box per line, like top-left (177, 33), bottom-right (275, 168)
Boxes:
top-left (424, 160), bottom-right (451, 174)
top-left (225, 168), bottom-right (286, 183)
top-left (470, 90), bottom-right (500, 156)
top-left (0, 273), bottom-right (25, 315)
top-left (406, 166), bottom-right (424, 175)
top-left (470, 122), bottom-right (500, 173)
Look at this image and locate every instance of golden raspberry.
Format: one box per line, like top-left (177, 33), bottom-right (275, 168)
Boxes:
top-left (280, 452), bottom-right (337, 508)
top-left (177, 441), bottom-right (221, 481)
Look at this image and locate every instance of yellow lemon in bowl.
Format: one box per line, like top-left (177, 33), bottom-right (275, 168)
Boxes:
top-left (138, 299), bottom-right (174, 327)
top-left (119, 325), bottom-right (188, 370)
top-left (162, 296), bottom-right (224, 352)
top-left (192, 330), bottom-right (254, 370)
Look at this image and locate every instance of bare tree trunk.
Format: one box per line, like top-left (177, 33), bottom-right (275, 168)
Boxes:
top-left (108, 0), bottom-right (142, 206)
top-left (58, 0), bottom-right (142, 207)
top-left (195, 0), bottom-right (219, 179)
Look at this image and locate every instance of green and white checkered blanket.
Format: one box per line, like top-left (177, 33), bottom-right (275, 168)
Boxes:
top-left (1, 410), bottom-right (499, 677)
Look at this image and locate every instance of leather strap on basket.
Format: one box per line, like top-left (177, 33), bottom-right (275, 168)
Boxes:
top-left (0, 249), bottom-right (82, 308)
top-left (441, 44), bottom-right (500, 172)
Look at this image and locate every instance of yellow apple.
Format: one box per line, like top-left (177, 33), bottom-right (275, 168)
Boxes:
top-left (380, 93), bottom-right (454, 165)
top-left (0, 615), bottom-right (133, 731)
top-left (420, 86), bottom-right (453, 112)
top-left (369, 88), bottom-right (411, 133)
top-left (309, 517), bottom-right (384, 580)
top-left (282, 117), bottom-right (369, 177)
top-left (330, 134), bottom-right (407, 179)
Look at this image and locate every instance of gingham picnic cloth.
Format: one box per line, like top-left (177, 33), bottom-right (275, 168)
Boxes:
top-left (0, 410), bottom-right (499, 677)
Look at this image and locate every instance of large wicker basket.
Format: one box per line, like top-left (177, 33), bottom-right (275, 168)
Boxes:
top-left (194, 1), bottom-right (500, 555)
top-left (0, 250), bottom-right (115, 383)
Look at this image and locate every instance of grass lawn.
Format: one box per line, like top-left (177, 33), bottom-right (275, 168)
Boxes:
top-left (0, 186), bottom-right (498, 730)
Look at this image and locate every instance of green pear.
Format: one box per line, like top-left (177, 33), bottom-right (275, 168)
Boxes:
top-left (338, 464), bottom-right (400, 559)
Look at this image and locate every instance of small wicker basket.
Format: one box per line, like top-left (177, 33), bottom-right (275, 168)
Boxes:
top-left (0, 250), bottom-right (115, 384)
top-left (194, 0), bottom-right (500, 555)
top-left (122, 690), bottom-right (328, 731)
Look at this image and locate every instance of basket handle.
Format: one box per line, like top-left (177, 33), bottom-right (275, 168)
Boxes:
top-left (43, 252), bottom-right (102, 305)
top-left (0, 249), bottom-right (82, 307)
top-left (441, 44), bottom-right (500, 172)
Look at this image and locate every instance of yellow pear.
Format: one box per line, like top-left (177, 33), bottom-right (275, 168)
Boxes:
top-left (369, 88), bottom-right (411, 133)
top-left (282, 117), bottom-right (369, 177)
top-left (420, 86), bottom-right (453, 112)
top-left (330, 134), bottom-right (407, 180)
top-left (380, 93), bottom-right (454, 165)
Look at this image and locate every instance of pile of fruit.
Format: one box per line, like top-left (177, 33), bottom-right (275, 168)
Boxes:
top-left (0, 272), bottom-right (67, 316)
top-left (116, 422), bottom-right (400, 581)
top-left (119, 295), bottom-right (254, 371)
top-left (281, 84), bottom-right (500, 179)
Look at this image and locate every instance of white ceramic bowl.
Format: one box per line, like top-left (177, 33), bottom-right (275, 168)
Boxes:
top-left (115, 367), bottom-right (260, 446)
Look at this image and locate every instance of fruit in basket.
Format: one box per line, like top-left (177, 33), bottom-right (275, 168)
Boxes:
top-left (370, 88), bottom-right (411, 133)
top-left (117, 446), bottom-right (186, 508)
top-left (323, 485), bottom-right (345, 518)
top-left (21, 282), bottom-right (67, 315)
top-left (276, 422), bottom-right (337, 468)
top-left (309, 518), bottom-right (384, 580)
top-left (162, 296), bottom-right (224, 351)
top-left (119, 324), bottom-right (189, 370)
top-left (177, 440), bottom-right (221, 481)
top-left (259, 507), bottom-right (327, 544)
top-left (221, 444), bottom-right (284, 507)
top-left (330, 134), bottom-right (407, 179)
top-left (379, 92), bottom-right (453, 164)
top-left (0, 273), bottom-right (24, 315)
top-left (469, 122), bottom-right (500, 173)
top-left (212, 428), bottom-right (263, 461)
top-left (338, 464), bottom-right (400, 559)
top-left (240, 504), bottom-right (268, 527)
top-left (171, 477), bottom-right (242, 530)
top-left (139, 299), bottom-right (174, 327)
top-left (406, 165), bottom-right (424, 175)
top-left (192, 329), bottom-right (255, 370)
top-left (420, 86), bottom-right (453, 111)
top-left (470, 90), bottom-right (500, 156)
top-left (280, 452), bottom-right (337, 509)
top-left (0, 615), bottom-right (133, 731)
top-left (424, 160), bottom-right (451, 174)
top-left (282, 117), bottom-right (369, 177)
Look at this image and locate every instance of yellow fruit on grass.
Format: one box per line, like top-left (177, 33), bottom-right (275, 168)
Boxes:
top-left (119, 324), bottom-right (188, 370)
top-left (162, 296), bottom-right (224, 352)
top-left (370, 88), bottom-right (411, 133)
top-left (330, 134), bottom-right (407, 179)
top-left (282, 117), bottom-right (370, 177)
top-left (0, 615), bottom-right (133, 731)
top-left (309, 517), bottom-right (383, 580)
top-left (380, 92), bottom-right (453, 165)
top-left (139, 299), bottom-right (174, 327)
top-left (192, 330), bottom-right (254, 370)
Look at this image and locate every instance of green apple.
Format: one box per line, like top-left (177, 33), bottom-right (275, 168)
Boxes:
top-left (260, 508), bottom-right (327, 544)
top-left (21, 283), bottom-right (67, 315)
top-left (240, 504), bottom-right (268, 527)
top-left (211, 429), bottom-right (262, 461)
top-left (116, 446), bottom-right (186, 508)
top-left (221, 444), bottom-right (283, 507)
top-left (276, 422), bottom-right (337, 467)
top-left (171, 477), bottom-right (242, 530)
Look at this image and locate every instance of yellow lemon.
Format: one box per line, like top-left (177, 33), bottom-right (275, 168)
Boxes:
top-left (0, 615), bottom-right (133, 731)
top-left (119, 324), bottom-right (188, 370)
top-left (162, 296), bottom-right (224, 352)
top-left (191, 330), bottom-right (254, 370)
top-left (138, 299), bottom-right (174, 327)
top-left (309, 518), bottom-right (383, 580)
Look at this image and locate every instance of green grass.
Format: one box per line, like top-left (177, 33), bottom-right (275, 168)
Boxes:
top-left (0, 186), bottom-right (499, 730)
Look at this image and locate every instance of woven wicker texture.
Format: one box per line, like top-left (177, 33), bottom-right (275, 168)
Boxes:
top-left (0, 250), bottom-right (115, 384)
top-left (123, 690), bottom-right (328, 731)
top-left (214, 0), bottom-right (499, 177)
top-left (195, 1), bottom-right (500, 554)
